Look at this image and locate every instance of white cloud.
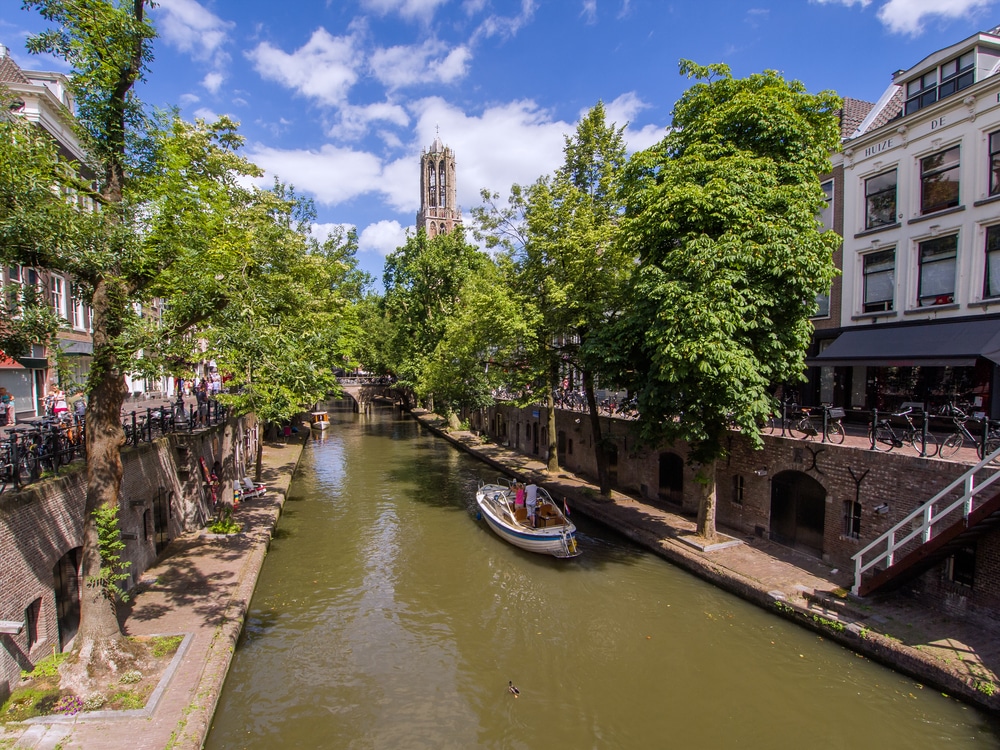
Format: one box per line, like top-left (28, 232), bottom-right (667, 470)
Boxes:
top-left (156, 0), bottom-right (233, 61)
top-left (876, 0), bottom-right (993, 35)
top-left (246, 143), bottom-right (385, 204)
top-left (362, 0), bottom-right (449, 21)
top-left (603, 92), bottom-right (666, 151)
top-left (582, 1), bottom-right (598, 24)
top-left (359, 220), bottom-right (408, 256)
top-left (370, 39), bottom-right (472, 89)
top-left (202, 71), bottom-right (224, 94)
top-left (471, 0), bottom-right (538, 43)
top-left (179, 93), bottom-right (200, 106)
top-left (193, 106), bottom-right (220, 122)
top-left (328, 101), bottom-right (410, 140)
top-left (247, 28), bottom-right (360, 107)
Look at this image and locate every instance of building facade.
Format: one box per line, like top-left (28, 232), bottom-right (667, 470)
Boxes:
top-left (416, 133), bottom-right (461, 237)
top-left (809, 27), bottom-right (1000, 421)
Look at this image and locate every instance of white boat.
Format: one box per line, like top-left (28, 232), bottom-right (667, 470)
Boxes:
top-left (311, 411), bottom-right (330, 430)
top-left (475, 480), bottom-right (581, 558)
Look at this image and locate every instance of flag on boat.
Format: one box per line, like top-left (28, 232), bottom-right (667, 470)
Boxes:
top-left (563, 498), bottom-right (571, 516)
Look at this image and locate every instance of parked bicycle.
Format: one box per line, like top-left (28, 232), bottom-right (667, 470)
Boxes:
top-left (869, 407), bottom-right (937, 456)
top-left (939, 404), bottom-right (1000, 460)
top-left (790, 405), bottom-right (846, 444)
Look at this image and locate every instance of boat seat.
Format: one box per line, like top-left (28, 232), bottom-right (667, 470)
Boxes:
top-left (514, 507), bottom-right (528, 522)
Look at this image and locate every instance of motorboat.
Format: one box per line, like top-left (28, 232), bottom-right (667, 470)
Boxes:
top-left (311, 411), bottom-right (330, 430)
top-left (475, 480), bottom-right (581, 558)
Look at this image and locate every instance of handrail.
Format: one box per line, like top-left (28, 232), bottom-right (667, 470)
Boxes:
top-left (852, 444), bottom-right (1000, 594)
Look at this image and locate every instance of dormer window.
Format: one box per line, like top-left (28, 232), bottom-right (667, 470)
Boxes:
top-left (904, 51), bottom-right (976, 116)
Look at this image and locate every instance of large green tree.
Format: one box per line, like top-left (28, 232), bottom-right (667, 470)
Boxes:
top-left (381, 227), bottom-right (490, 412)
top-left (6, 0), bottom-right (354, 683)
top-left (617, 62), bottom-right (841, 538)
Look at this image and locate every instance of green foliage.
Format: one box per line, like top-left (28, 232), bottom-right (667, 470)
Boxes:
top-left (1, 686), bottom-right (62, 721)
top-left (150, 634), bottom-right (184, 659)
top-left (208, 507), bottom-right (242, 535)
top-left (616, 62), bottom-right (842, 469)
top-left (20, 651), bottom-right (68, 681)
top-left (90, 505), bottom-right (132, 603)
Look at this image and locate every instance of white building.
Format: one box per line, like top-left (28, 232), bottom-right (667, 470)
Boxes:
top-left (811, 26), bottom-right (1000, 419)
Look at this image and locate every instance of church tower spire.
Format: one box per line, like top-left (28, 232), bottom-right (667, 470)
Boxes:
top-left (417, 130), bottom-right (461, 237)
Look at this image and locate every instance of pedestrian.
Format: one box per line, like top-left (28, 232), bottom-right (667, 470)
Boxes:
top-left (53, 389), bottom-right (68, 416)
top-left (6, 394), bottom-right (15, 426)
top-left (0, 388), bottom-right (9, 427)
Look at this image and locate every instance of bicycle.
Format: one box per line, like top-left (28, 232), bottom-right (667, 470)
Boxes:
top-left (870, 408), bottom-right (937, 456)
top-left (939, 405), bottom-right (1000, 460)
top-left (790, 405), bottom-right (846, 444)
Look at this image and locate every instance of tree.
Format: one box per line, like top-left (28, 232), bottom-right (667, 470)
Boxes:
top-left (7, 1), bottom-right (349, 686)
top-left (381, 227), bottom-right (489, 413)
top-left (617, 62), bottom-right (841, 539)
top-left (475, 103), bottom-right (630, 483)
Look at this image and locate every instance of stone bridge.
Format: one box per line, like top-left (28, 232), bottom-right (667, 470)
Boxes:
top-left (336, 377), bottom-right (402, 415)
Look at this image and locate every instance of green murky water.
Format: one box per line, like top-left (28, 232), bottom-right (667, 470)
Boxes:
top-left (205, 404), bottom-right (1000, 749)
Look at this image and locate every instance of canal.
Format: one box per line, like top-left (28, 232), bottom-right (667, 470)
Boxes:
top-left (205, 405), bottom-right (999, 749)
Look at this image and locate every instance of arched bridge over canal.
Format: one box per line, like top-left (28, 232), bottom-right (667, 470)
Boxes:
top-left (336, 376), bottom-right (402, 415)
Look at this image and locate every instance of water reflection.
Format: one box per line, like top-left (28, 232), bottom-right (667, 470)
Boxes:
top-left (206, 404), bottom-right (999, 749)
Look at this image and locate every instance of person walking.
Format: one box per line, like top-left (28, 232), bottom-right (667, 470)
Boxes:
top-left (526, 483), bottom-right (538, 528)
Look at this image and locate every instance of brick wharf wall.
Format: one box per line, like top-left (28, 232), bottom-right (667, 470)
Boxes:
top-left (0, 415), bottom-right (257, 702)
top-left (477, 404), bottom-right (1000, 618)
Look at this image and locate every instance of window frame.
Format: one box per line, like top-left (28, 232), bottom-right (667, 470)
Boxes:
top-left (862, 248), bottom-right (896, 313)
top-left (916, 234), bottom-right (958, 307)
top-left (50, 274), bottom-right (66, 320)
top-left (904, 51), bottom-right (976, 116)
top-left (865, 169), bottom-right (897, 230)
top-left (920, 145), bottom-right (961, 215)
top-left (843, 499), bottom-right (861, 540)
top-left (989, 130), bottom-right (1000, 197)
top-left (985, 224), bottom-right (1000, 300)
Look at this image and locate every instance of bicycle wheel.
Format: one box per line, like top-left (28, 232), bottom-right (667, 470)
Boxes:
top-left (907, 431), bottom-right (938, 457)
top-left (940, 433), bottom-right (963, 458)
top-left (982, 435), bottom-right (1000, 463)
top-left (790, 417), bottom-right (815, 440)
top-left (825, 421), bottom-right (846, 444)
top-left (870, 424), bottom-right (895, 451)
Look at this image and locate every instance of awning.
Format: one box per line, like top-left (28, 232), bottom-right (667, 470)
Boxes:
top-left (59, 340), bottom-right (94, 356)
top-left (807, 319), bottom-right (1000, 368)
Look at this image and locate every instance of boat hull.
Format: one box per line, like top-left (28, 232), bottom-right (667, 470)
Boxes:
top-left (476, 483), bottom-right (581, 558)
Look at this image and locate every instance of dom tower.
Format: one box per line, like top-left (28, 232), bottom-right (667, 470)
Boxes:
top-left (417, 133), bottom-right (462, 237)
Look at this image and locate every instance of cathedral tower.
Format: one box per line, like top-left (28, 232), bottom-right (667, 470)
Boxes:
top-left (417, 133), bottom-right (461, 237)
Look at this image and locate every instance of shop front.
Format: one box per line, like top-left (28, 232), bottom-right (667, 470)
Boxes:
top-left (806, 318), bottom-right (1000, 420)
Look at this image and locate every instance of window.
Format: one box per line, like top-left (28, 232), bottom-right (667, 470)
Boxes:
top-left (50, 275), bottom-right (66, 320)
top-left (813, 180), bottom-right (833, 318)
top-left (947, 544), bottom-right (976, 587)
top-left (917, 235), bottom-right (957, 306)
top-left (71, 290), bottom-right (85, 330)
top-left (843, 500), bottom-right (861, 540)
top-left (865, 170), bottom-right (897, 229)
top-left (863, 248), bottom-right (895, 312)
top-left (24, 598), bottom-right (41, 650)
top-left (731, 475), bottom-right (744, 506)
top-left (920, 146), bottom-right (960, 214)
top-left (985, 225), bottom-right (1000, 299)
top-left (904, 51), bottom-right (975, 115)
top-left (990, 131), bottom-right (1000, 197)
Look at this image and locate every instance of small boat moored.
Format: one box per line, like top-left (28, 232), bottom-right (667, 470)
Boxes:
top-left (311, 411), bottom-right (330, 430)
top-left (475, 479), bottom-right (581, 558)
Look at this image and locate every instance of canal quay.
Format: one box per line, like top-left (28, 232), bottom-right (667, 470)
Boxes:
top-left (9, 403), bottom-right (1000, 749)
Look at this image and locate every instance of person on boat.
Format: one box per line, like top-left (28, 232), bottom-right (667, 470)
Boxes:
top-left (514, 482), bottom-right (525, 509)
top-left (526, 484), bottom-right (538, 527)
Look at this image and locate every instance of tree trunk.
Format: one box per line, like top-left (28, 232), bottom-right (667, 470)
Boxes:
top-left (583, 370), bottom-right (609, 496)
top-left (545, 385), bottom-right (558, 473)
top-left (76, 279), bottom-right (128, 649)
top-left (695, 457), bottom-right (718, 541)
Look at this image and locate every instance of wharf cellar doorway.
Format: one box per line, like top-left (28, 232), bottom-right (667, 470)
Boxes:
top-left (769, 471), bottom-right (826, 557)
top-left (53, 547), bottom-right (82, 650)
top-left (658, 452), bottom-right (684, 505)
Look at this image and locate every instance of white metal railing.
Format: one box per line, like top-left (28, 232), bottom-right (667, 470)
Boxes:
top-left (852, 444), bottom-right (1000, 595)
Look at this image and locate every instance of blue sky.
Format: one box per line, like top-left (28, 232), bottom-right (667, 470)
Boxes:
top-left (2, 0), bottom-right (999, 282)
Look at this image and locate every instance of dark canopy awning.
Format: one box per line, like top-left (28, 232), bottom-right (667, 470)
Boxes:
top-left (807, 319), bottom-right (1000, 368)
top-left (58, 340), bottom-right (94, 356)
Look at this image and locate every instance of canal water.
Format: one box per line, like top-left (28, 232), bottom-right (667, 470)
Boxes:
top-left (205, 405), bottom-right (999, 749)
